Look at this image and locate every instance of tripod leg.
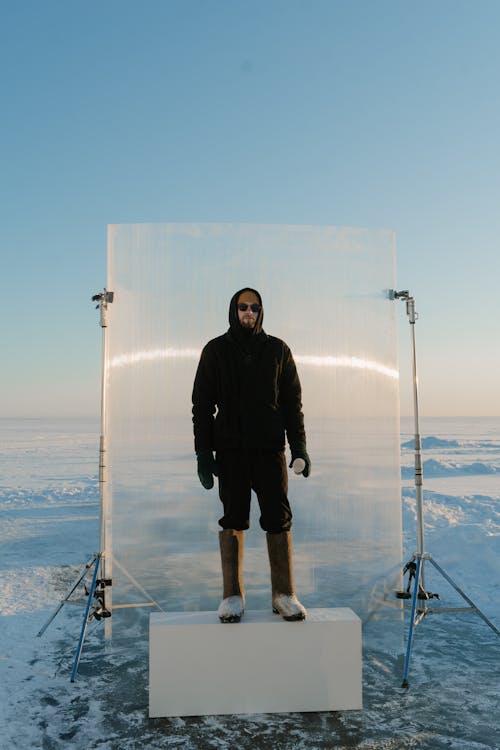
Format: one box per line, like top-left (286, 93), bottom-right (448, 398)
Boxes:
top-left (401, 555), bottom-right (422, 688)
top-left (70, 554), bottom-right (101, 682)
top-left (428, 557), bottom-right (500, 636)
top-left (37, 556), bottom-right (97, 637)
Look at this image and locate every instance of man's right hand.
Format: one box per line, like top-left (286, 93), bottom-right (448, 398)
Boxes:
top-left (196, 451), bottom-right (218, 490)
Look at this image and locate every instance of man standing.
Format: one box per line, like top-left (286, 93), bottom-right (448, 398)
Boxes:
top-left (192, 287), bottom-right (311, 623)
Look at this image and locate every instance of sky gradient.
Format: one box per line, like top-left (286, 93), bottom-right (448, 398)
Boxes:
top-left (2, 0), bottom-right (499, 417)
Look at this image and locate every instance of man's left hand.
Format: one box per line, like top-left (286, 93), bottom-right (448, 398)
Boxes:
top-left (289, 444), bottom-right (311, 477)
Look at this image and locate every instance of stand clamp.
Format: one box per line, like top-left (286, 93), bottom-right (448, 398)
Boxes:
top-left (85, 576), bottom-right (113, 621)
top-left (92, 289), bottom-right (114, 328)
top-left (396, 558), bottom-right (440, 601)
top-left (394, 290), bottom-right (417, 324)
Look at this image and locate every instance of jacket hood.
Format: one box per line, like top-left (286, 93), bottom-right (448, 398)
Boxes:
top-left (228, 287), bottom-right (264, 338)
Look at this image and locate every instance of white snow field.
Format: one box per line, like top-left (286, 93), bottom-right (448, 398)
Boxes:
top-left (1, 417), bottom-right (499, 750)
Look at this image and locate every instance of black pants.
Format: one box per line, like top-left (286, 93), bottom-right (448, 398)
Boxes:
top-left (216, 449), bottom-right (292, 533)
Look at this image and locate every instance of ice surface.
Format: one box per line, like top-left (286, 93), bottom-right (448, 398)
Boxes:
top-left (0, 417), bottom-right (499, 748)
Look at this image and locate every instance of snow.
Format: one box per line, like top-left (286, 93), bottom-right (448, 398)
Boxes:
top-left (401, 436), bottom-right (497, 451)
top-left (401, 458), bottom-right (500, 478)
top-left (1, 417), bottom-right (499, 749)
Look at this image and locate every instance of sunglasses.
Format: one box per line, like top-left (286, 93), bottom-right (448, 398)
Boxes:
top-left (238, 303), bottom-right (261, 313)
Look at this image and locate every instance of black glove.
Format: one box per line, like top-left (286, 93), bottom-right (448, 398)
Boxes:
top-left (289, 443), bottom-right (311, 478)
top-left (196, 451), bottom-right (218, 490)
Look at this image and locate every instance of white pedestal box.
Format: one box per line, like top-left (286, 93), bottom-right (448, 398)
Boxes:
top-left (149, 608), bottom-right (362, 718)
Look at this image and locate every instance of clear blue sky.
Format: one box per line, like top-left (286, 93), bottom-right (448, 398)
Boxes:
top-left (2, 0), bottom-right (499, 418)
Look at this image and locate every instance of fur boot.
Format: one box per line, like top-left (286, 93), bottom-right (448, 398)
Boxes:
top-left (266, 530), bottom-right (307, 621)
top-left (217, 529), bottom-right (245, 623)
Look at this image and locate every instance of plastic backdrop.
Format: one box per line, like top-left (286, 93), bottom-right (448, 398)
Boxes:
top-left (105, 223), bottom-right (402, 648)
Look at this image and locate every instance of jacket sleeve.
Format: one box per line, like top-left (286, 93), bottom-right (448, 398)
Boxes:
top-left (280, 344), bottom-right (306, 449)
top-left (192, 344), bottom-right (217, 453)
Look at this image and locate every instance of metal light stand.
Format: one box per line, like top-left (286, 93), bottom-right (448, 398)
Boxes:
top-left (69, 289), bottom-right (114, 680)
top-left (394, 290), bottom-right (499, 689)
top-left (71, 288), bottom-right (163, 676)
top-left (93, 289), bottom-right (114, 641)
top-left (36, 290), bottom-right (114, 680)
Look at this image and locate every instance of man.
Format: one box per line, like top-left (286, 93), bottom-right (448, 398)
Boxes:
top-left (192, 287), bottom-right (311, 623)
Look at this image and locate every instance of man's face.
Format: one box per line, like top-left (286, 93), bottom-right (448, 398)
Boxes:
top-left (237, 291), bottom-right (260, 329)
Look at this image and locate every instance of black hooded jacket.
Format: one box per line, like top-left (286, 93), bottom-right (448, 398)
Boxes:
top-left (192, 288), bottom-right (306, 454)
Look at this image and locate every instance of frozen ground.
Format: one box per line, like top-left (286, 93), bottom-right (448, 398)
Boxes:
top-left (1, 417), bottom-right (499, 750)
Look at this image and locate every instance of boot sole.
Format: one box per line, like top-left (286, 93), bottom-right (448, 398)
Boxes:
top-left (219, 613), bottom-right (243, 623)
top-left (272, 607), bottom-right (306, 621)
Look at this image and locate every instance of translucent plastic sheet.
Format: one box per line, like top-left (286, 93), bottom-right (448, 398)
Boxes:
top-left (105, 223), bottom-right (402, 647)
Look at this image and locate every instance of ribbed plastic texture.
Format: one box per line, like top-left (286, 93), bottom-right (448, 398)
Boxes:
top-left (106, 223), bottom-right (402, 647)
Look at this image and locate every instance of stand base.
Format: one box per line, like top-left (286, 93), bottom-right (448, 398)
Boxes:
top-left (400, 553), bottom-right (499, 687)
top-left (149, 608), bottom-right (362, 717)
